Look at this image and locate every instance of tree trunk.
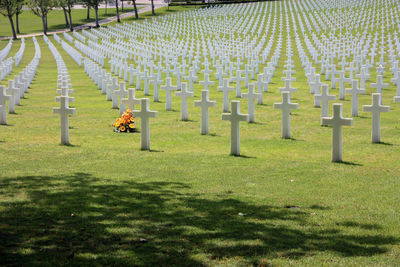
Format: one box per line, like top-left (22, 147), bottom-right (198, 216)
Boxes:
top-left (16, 13), bottom-right (20, 34)
top-left (8, 16), bottom-right (17, 40)
top-left (121, 0), bottom-right (124, 11)
top-left (132, 0), bottom-right (138, 19)
top-left (95, 6), bottom-right (99, 27)
top-left (68, 5), bottom-right (73, 31)
top-left (116, 0), bottom-right (120, 23)
top-left (42, 15), bottom-right (47, 35)
top-left (62, 7), bottom-right (69, 26)
top-left (105, 1), bottom-right (107, 15)
top-left (151, 0), bottom-right (155, 15)
top-left (87, 6), bottom-right (90, 20)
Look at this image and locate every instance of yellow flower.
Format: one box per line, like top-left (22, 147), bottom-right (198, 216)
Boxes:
top-left (130, 117), bottom-right (135, 122)
top-left (129, 123), bottom-right (135, 129)
top-left (120, 126), bottom-right (126, 132)
top-left (126, 109), bottom-right (132, 113)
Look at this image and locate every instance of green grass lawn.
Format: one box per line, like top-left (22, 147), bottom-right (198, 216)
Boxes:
top-left (1, 3), bottom-right (400, 266)
top-left (0, 6), bottom-right (147, 37)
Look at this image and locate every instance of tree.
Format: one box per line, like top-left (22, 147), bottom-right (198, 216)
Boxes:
top-left (58, 0), bottom-right (70, 26)
top-left (151, 0), bottom-right (154, 15)
top-left (59, 0), bottom-right (75, 31)
top-left (115, 0), bottom-right (120, 23)
top-left (131, 0), bottom-right (138, 19)
top-left (27, 0), bottom-right (55, 35)
top-left (85, 0), bottom-right (101, 27)
top-left (121, 0), bottom-right (124, 11)
top-left (104, 0), bottom-right (107, 15)
top-left (15, 0), bottom-right (24, 34)
top-left (0, 0), bottom-right (18, 39)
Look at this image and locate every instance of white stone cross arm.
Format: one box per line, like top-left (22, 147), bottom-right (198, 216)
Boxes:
top-left (222, 100), bottom-right (248, 156)
top-left (132, 98), bottom-right (158, 151)
top-left (122, 88), bottom-right (141, 111)
top-left (322, 103), bottom-right (353, 162)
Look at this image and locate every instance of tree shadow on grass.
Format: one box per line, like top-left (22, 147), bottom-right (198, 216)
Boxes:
top-left (0, 173), bottom-right (397, 266)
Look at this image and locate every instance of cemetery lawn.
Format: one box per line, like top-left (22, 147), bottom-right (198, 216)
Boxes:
top-left (0, 6), bottom-right (147, 38)
top-left (1, 15), bottom-right (400, 267)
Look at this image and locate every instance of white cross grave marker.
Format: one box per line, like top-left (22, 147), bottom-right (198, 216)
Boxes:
top-left (222, 101), bottom-right (249, 156)
top-left (175, 83), bottom-right (194, 121)
top-left (242, 84), bottom-right (261, 123)
top-left (161, 77), bottom-right (178, 111)
top-left (194, 90), bottom-right (216, 135)
top-left (0, 86), bottom-right (10, 125)
top-left (315, 85), bottom-right (336, 124)
top-left (363, 93), bottom-right (390, 143)
top-left (53, 96), bottom-right (76, 145)
top-left (346, 80), bottom-right (365, 117)
top-left (133, 98), bottom-right (158, 151)
top-left (217, 78), bottom-right (235, 113)
top-left (122, 88), bottom-right (141, 111)
top-left (274, 92), bottom-right (298, 139)
top-left (322, 103), bottom-right (353, 162)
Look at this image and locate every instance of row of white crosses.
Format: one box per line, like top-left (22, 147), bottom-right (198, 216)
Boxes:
top-left (13, 38), bottom-right (25, 67)
top-left (44, 35), bottom-right (76, 145)
top-left (57, 34), bottom-right (83, 67)
top-left (0, 37), bottom-right (41, 125)
top-left (0, 57), bottom-right (13, 81)
top-left (0, 39), bottom-right (12, 62)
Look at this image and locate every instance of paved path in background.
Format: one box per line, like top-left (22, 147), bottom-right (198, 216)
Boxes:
top-left (0, 3), bottom-right (166, 40)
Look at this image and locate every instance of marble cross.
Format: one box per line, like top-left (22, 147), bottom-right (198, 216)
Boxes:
top-left (315, 85), bottom-right (336, 124)
top-left (122, 88), bottom-right (141, 111)
top-left (336, 71), bottom-right (349, 100)
top-left (255, 74), bottom-right (267, 104)
top-left (161, 77), bottom-right (178, 111)
top-left (150, 76), bottom-right (163, 102)
top-left (217, 78), bottom-right (235, 112)
top-left (242, 84), bottom-right (261, 123)
top-left (133, 98), bottom-right (158, 150)
top-left (194, 90), bottom-right (216, 135)
top-left (363, 93), bottom-right (390, 143)
top-left (184, 69), bottom-right (198, 92)
top-left (0, 86), bottom-right (10, 125)
top-left (322, 103), bottom-right (353, 162)
top-left (274, 92), bottom-right (298, 139)
top-left (199, 73), bottom-right (214, 91)
top-left (175, 83), bottom-right (194, 121)
top-left (53, 96), bottom-right (76, 145)
top-left (115, 82), bottom-right (128, 115)
top-left (231, 69), bottom-right (244, 98)
top-left (346, 79), bottom-right (365, 117)
top-left (111, 77), bottom-right (119, 109)
top-left (222, 101), bottom-right (249, 156)
top-left (371, 75), bottom-right (388, 95)
top-left (8, 80), bottom-right (19, 114)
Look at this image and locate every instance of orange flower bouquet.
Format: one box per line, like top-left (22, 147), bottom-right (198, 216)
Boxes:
top-left (113, 109), bottom-right (136, 132)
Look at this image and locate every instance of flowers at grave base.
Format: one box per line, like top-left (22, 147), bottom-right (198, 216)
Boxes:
top-left (113, 109), bottom-right (136, 132)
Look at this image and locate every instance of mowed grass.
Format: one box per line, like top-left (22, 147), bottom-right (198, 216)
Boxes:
top-left (0, 6), bottom-right (147, 37)
top-left (1, 5), bottom-right (400, 267)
